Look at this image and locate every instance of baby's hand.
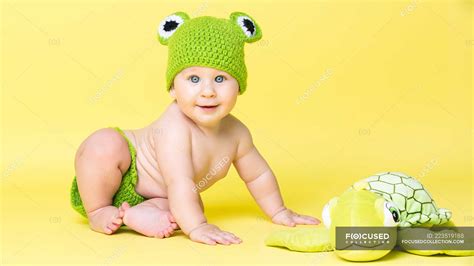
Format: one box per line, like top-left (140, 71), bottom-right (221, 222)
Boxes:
top-left (188, 223), bottom-right (242, 245)
top-left (271, 208), bottom-right (320, 227)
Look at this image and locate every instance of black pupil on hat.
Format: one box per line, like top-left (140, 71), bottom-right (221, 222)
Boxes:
top-left (164, 20), bottom-right (179, 32)
top-left (243, 19), bottom-right (255, 35)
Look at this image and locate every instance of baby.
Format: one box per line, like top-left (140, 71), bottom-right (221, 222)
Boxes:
top-left (71, 11), bottom-right (319, 245)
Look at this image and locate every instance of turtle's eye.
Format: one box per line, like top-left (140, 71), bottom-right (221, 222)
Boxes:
top-left (236, 15), bottom-right (257, 38)
top-left (389, 206), bottom-right (399, 222)
top-left (384, 202), bottom-right (400, 226)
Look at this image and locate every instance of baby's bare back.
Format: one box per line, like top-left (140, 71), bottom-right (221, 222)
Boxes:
top-left (124, 102), bottom-right (242, 199)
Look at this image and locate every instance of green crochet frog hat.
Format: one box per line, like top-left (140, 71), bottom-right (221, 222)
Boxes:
top-left (157, 11), bottom-right (262, 94)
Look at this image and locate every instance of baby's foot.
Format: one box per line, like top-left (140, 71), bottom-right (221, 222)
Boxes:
top-left (122, 202), bottom-right (178, 238)
top-left (87, 202), bottom-right (128, 235)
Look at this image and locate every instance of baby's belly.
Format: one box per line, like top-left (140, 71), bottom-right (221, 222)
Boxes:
top-left (123, 129), bottom-right (168, 199)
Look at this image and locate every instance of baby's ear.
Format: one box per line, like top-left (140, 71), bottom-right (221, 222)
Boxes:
top-left (229, 12), bottom-right (262, 43)
top-left (157, 12), bottom-right (190, 45)
top-left (169, 85), bottom-right (176, 98)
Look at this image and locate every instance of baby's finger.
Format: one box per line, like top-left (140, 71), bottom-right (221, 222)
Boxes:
top-left (306, 215), bottom-right (321, 224)
top-left (294, 215), bottom-right (320, 225)
top-left (194, 235), bottom-right (217, 245)
top-left (220, 232), bottom-right (241, 244)
top-left (227, 232), bottom-right (242, 243)
top-left (279, 216), bottom-right (296, 227)
top-left (210, 233), bottom-right (231, 245)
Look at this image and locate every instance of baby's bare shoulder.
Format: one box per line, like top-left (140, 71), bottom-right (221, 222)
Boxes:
top-left (222, 114), bottom-right (252, 143)
top-left (222, 115), bottom-right (255, 161)
top-left (150, 104), bottom-right (192, 140)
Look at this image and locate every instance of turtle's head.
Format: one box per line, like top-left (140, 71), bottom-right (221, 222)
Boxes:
top-left (322, 182), bottom-right (400, 261)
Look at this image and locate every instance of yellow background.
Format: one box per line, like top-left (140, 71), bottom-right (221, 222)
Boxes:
top-left (1, 0), bottom-right (472, 265)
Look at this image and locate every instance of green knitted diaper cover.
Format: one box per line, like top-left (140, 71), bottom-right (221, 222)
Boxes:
top-left (70, 127), bottom-right (145, 218)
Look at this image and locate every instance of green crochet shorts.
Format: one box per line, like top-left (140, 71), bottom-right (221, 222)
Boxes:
top-left (70, 127), bottom-right (145, 218)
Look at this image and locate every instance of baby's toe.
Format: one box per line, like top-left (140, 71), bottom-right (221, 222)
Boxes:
top-left (163, 230), bottom-right (171, 238)
top-left (112, 217), bottom-right (122, 225)
top-left (104, 226), bottom-right (114, 234)
top-left (168, 226), bottom-right (175, 233)
top-left (154, 231), bottom-right (165, 239)
top-left (166, 212), bottom-right (176, 223)
top-left (171, 222), bottom-right (179, 230)
top-left (104, 217), bottom-right (123, 235)
top-left (164, 227), bottom-right (174, 237)
top-left (118, 202), bottom-right (130, 217)
top-left (120, 202), bottom-right (130, 211)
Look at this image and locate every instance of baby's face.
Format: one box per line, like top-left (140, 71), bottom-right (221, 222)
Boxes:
top-left (171, 66), bottom-right (239, 128)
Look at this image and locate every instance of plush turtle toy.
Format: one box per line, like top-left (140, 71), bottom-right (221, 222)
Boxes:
top-left (265, 172), bottom-right (473, 261)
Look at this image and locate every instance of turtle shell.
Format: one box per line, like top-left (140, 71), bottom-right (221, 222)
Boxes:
top-left (361, 172), bottom-right (451, 227)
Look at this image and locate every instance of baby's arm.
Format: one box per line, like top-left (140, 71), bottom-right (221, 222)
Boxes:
top-left (154, 124), bottom-right (240, 245)
top-left (233, 125), bottom-right (320, 226)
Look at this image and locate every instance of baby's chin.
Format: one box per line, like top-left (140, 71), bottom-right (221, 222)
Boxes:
top-left (190, 109), bottom-right (229, 128)
top-left (192, 115), bottom-right (224, 128)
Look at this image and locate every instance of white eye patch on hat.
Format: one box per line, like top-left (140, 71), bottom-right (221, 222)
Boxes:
top-left (158, 12), bottom-right (189, 44)
top-left (157, 11), bottom-right (262, 45)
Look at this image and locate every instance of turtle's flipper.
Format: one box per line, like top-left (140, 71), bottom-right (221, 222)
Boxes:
top-left (436, 208), bottom-right (452, 224)
top-left (265, 227), bottom-right (333, 252)
top-left (405, 249), bottom-right (474, 256)
top-left (443, 250), bottom-right (474, 256)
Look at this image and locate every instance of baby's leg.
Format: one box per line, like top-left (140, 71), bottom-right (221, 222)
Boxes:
top-left (74, 128), bottom-right (131, 234)
top-left (143, 196), bottom-right (204, 211)
top-left (144, 197), bottom-right (204, 230)
top-left (122, 198), bottom-right (179, 238)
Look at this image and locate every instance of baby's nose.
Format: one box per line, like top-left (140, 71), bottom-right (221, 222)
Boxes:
top-left (200, 85), bottom-right (216, 98)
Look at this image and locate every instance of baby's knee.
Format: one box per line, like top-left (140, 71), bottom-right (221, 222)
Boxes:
top-left (77, 128), bottom-right (130, 166)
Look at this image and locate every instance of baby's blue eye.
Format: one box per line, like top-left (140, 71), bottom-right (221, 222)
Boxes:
top-left (189, 75), bottom-right (200, 83)
top-left (215, 75), bottom-right (225, 83)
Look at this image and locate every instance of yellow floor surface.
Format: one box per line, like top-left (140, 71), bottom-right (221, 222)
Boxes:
top-left (1, 167), bottom-right (473, 265)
